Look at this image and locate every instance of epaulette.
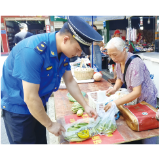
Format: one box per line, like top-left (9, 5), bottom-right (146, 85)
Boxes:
top-left (34, 42), bottom-right (47, 54)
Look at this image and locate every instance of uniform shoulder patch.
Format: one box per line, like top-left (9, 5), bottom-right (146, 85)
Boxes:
top-left (34, 42), bottom-right (47, 54)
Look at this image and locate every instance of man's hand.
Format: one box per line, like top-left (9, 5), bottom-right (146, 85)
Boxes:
top-left (104, 102), bottom-right (112, 112)
top-left (84, 105), bottom-right (98, 120)
top-left (46, 122), bottom-right (66, 136)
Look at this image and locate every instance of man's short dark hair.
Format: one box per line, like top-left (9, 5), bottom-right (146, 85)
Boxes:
top-left (59, 22), bottom-right (76, 43)
top-left (59, 22), bottom-right (71, 35)
top-left (19, 23), bottom-right (27, 29)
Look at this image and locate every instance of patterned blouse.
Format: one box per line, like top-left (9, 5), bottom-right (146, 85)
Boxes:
top-left (116, 52), bottom-right (158, 108)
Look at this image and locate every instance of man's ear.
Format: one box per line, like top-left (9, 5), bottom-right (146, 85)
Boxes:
top-left (63, 35), bottom-right (70, 44)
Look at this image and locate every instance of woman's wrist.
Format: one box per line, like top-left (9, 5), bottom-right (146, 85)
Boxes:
top-left (113, 85), bottom-right (118, 92)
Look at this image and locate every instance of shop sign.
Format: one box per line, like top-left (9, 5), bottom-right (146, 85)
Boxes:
top-left (0, 23), bottom-right (5, 29)
top-left (0, 15), bottom-right (48, 17)
top-left (1, 30), bottom-right (6, 34)
top-left (50, 16), bottom-right (67, 22)
top-left (140, 17), bottom-right (143, 25)
top-left (103, 21), bottom-right (106, 27)
top-left (46, 25), bottom-right (50, 33)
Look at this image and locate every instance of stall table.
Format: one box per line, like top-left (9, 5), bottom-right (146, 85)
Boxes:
top-left (54, 78), bottom-right (159, 144)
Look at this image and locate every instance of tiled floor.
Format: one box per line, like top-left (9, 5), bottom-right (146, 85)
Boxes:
top-left (1, 117), bottom-right (10, 144)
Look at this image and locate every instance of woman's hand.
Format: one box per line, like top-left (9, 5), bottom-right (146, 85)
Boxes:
top-left (156, 109), bottom-right (159, 120)
top-left (106, 88), bottom-right (116, 97)
top-left (104, 102), bottom-right (112, 112)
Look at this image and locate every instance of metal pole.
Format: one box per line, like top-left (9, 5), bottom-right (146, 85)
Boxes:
top-left (128, 17), bottom-right (131, 45)
top-left (92, 16), bottom-right (93, 68)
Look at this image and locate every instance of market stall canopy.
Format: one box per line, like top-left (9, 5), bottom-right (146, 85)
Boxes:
top-left (55, 16), bottom-right (125, 21)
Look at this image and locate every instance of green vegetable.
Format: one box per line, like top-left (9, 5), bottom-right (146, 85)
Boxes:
top-left (94, 119), bottom-right (117, 136)
top-left (64, 116), bottom-right (117, 142)
top-left (71, 102), bottom-right (84, 114)
top-left (77, 109), bottom-right (83, 116)
top-left (67, 122), bottom-right (88, 132)
top-left (65, 122), bottom-right (90, 142)
top-left (67, 92), bottom-right (86, 102)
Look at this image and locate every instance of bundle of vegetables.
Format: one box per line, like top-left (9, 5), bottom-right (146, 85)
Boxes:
top-left (63, 118), bottom-right (100, 142)
top-left (94, 119), bottom-right (117, 136)
top-left (71, 102), bottom-right (84, 116)
top-left (63, 102), bottom-right (119, 142)
top-left (67, 91), bottom-right (86, 102)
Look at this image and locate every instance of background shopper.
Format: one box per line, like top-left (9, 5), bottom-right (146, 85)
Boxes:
top-left (13, 23), bottom-right (33, 45)
top-left (90, 25), bottom-right (104, 72)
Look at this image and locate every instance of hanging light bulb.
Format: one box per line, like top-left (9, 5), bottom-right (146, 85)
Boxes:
top-left (148, 17), bottom-right (150, 24)
top-left (140, 26), bottom-right (143, 30)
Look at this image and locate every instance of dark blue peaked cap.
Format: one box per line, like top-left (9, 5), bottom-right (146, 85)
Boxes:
top-left (67, 16), bottom-right (103, 55)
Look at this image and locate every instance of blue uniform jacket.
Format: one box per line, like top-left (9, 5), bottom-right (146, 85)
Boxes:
top-left (1, 32), bottom-right (71, 114)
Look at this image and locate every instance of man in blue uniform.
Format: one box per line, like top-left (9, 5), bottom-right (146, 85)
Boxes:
top-left (1, 16), bottom-right (103, 144)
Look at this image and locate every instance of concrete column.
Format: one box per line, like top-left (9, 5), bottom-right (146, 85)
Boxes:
top-left (106, 21), bottom-right (109, 42)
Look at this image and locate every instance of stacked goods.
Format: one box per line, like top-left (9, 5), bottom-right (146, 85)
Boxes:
top-left (118, 101), bottom-right (159, 131)
top-left (74, 59), bottom-right (94, 80)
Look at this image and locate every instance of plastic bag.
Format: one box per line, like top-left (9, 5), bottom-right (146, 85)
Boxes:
top-left (95, 102), bottom-right (119, 136)
top-left (105, 88), bottom-right (137, 105)
top-left (63, 102), bottom-right (119, 142)
top-left (63, 117), bottom-right (101, 142)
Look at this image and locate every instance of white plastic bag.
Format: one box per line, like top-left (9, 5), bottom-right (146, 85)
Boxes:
top-left (63, 117), bottom-right (101, 142)
top-left (95, 102), bottom-right (119, 136)
top-left (106, 88), bottom-right (137, 105)
top-left (63, 102), bottom-right (119, 142)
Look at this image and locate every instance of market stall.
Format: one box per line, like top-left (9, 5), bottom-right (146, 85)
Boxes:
top-left (1, 16), bottom-right (49, 53)
top-left (52, 78), bottom-right (159, 144)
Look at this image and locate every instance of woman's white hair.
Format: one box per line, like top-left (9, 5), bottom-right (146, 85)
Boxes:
top-left (106, 37), bottom-right (125, 52)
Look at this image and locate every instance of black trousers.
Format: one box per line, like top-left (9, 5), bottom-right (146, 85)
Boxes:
top-left (2, 106), bottom-right (47, 144)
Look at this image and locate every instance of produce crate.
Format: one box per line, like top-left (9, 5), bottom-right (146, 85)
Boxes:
top-left (87, 91), bottom-right (108, 114)
top-left (87, 89), bottom-right (137, 114)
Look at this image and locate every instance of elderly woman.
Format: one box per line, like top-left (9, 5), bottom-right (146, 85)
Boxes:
top-left (104, 37), bottom-right (159, 144)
